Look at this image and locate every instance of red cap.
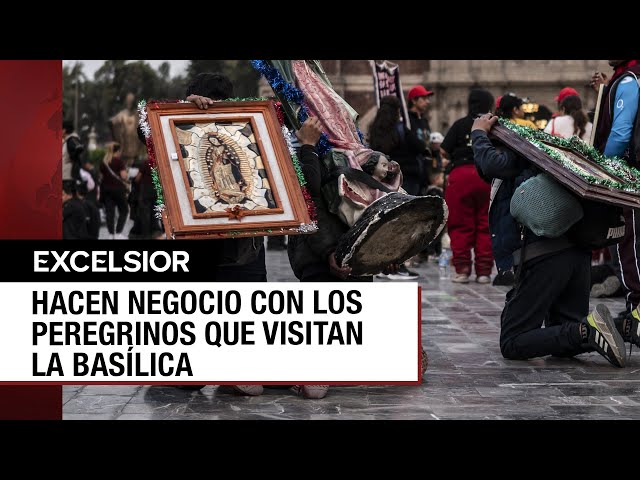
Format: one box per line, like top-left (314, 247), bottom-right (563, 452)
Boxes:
top-left (408, 85), bottom-right (434, 100)
top-left (555, 87), bottom-right (579, 102)
top-left (495, 95), bottom-right (503, 110)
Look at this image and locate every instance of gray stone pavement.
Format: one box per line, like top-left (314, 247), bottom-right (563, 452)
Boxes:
top-left (63, 245), bottom-right (640, 420)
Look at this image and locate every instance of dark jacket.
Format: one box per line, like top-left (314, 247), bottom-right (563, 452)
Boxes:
top-left (405, 111), bottom-right (432, 185)
top-left (387, 122), bottom-right (429, 181)
top-left (471, 130), bottom-right (546, 269)
top-left (288, 145), bottom-right (349, 280)
top-left (443, 89), bottom-right (495, 173)
top-left (66, 135), bottom-right (85, 181)
top-left (63, 197), bottom-right (90, 240)
top-left (408, 110), bottom-right (430, 141)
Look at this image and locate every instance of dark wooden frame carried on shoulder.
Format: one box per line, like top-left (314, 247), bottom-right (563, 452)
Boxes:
top-left (146, 101), bottom-right (312, 239)
top-left (489, 123), bottom-right (640, 208)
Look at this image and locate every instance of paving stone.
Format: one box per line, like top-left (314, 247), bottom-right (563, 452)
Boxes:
top-left (63, 249), bottom-right (640, 420)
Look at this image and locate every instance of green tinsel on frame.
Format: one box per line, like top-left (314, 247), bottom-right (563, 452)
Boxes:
top-left (151, 167), bottom-right (164, 205)
top-left (499, 119), bottom-right (640, 193)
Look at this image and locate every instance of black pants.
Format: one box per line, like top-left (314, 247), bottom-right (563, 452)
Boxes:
top-left (136, 183), bottom-right (158, 238)
top-left (616, 207), bottom-right (640, 312)
top-left (214, 244), bottom-right (267, 282)
top-left (267, 235), bottom-right (287, 249)
top-left (102, 188), bottom-right (129, 234)
top-left (500, 247), bottom-right (590, 360)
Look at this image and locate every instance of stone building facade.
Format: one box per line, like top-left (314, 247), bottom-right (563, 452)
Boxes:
top-left (260, 60), bottom-right (610, 137)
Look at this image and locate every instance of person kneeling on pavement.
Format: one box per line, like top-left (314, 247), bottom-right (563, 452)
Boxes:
top-left (472, 113), bottom-right (628, 367)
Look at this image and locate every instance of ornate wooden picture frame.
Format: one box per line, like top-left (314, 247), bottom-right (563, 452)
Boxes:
top-left (490, 121), bottom-right (640, 208)
top-left (145, 101), bottom-right (313, 239)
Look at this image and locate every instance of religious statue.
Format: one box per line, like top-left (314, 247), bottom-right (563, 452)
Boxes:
top-left (205, 133), bottom-right (249, 204)
top-left (337, 151), bottom-right (404, 226)
top-left (110, 92), bottom-right (146, 166)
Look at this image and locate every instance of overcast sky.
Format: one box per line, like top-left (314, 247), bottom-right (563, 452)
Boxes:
top-left (63, 60), bottom-right (190, 79)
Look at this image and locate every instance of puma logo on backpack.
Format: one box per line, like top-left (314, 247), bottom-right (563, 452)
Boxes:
top-left (606, 224), bottom-right (625, 240)
top-left (568, 200), bottom-right (625, 249)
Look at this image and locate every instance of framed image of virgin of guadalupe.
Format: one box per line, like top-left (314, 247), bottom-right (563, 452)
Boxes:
top-left (489, 120), bottom-right (640, 208)
top-left (142, 101), bottom-right (315, 239)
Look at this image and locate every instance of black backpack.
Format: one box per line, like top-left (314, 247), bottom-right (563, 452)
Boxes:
top-left (567, 199), bottom-right (625, 249)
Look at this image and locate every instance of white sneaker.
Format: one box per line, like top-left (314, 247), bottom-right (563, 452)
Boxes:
top-left (476, 275), bottom-right (491, 284)
top-left (451, 273), bottom-right (470, 283)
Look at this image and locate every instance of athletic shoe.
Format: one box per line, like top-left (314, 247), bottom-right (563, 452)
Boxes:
top-left (476, 275), bottom-right (491, 284)
top-left (451, 273), bottom-right (470, 283)
top-left (585, 304), bottom-right (626, 368)
top-left (386, 264), bottom-right (419, 281)
top-left (623, 307), bottom-right (640, 348)
top-left (492, 270), bottom-right (515, 286)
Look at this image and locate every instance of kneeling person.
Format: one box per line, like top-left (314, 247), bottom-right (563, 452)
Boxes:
top-left (472, 113), bottom-right (626, 368)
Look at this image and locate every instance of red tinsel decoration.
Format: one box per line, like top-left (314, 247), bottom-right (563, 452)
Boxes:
top-left (274, 101), bottom-right (285, 127)
top-left (145, 136), bottom-right (156, 168)
top-left (301, 187), bottom-right (317, 224)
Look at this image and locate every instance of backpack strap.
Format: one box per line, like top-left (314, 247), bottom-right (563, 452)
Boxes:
top-left (607, 71), bottom-right (640, 119)
top-left (489, 178), bottom-right (502, 211)
top-left (626, 70), bottom-right (640, 86)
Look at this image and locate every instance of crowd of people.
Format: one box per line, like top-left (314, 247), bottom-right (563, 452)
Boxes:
top-left (62, 115), bottom-right (164, 241)
top-left (61, 60), bottom-right (640, 399)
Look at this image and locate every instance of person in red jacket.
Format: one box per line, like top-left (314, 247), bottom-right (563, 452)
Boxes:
top-left (441, 89), bottom-right (495, 284)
